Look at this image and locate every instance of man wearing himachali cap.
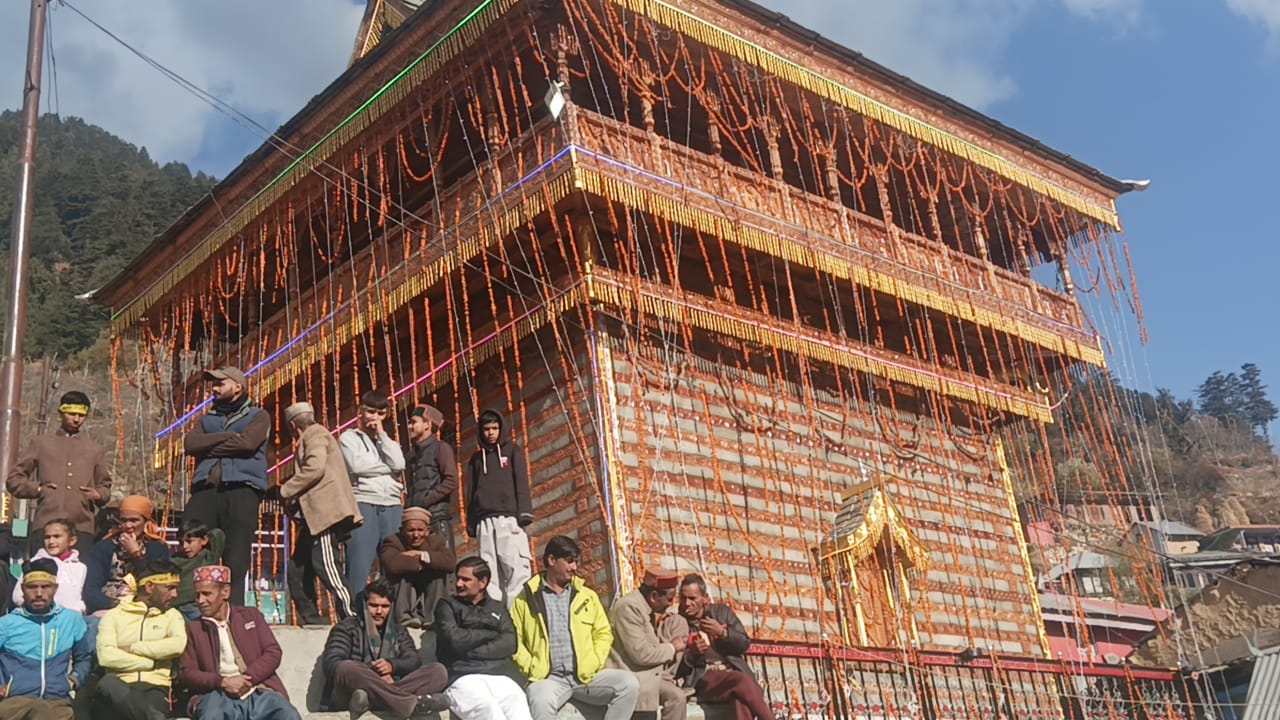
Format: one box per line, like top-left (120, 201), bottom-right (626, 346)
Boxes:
top-left (178, 565), bottom-right (301, 719)
top-left (608, 568), bottom-right (691, 720)
top-left (94, 560), bottom-right (187, 720)
top-left (280, 401), bottom-right (361, 622)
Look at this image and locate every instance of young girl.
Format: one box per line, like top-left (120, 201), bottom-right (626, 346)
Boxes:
top-left (83, 494), bottom-right (170, 615)
top-left (11, 518), bottom-right (87, 612)
top-left (171, 519), bottom-right (225, 620)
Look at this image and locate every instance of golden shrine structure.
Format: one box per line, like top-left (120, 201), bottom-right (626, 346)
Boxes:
top-left (95, 0), bottom-right (1196, 717)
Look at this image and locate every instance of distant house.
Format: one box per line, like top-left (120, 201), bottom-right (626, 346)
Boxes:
top-left (1130, 519), bottom-right (1204, 558)
top-left (1020, 494), bottom-right (1159, 535)
top-left (1153, 526), bottom-right (1280, 592)
top-left (1199, 525), bottom-right (1280, 554)
top-left (1039, 593), bottom-right (1170, 662)
top-left (1165, 551), bottom-right (1261, 591)
top-left (1042, 550), bottom-right (1116, 598)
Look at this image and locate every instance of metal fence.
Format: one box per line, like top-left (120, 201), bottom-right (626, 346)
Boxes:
top-left (748, 643), bottom-right (1199, 720)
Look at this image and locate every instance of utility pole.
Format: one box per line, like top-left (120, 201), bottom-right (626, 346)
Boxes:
top-left (0, 0), bottom-right (49, 492)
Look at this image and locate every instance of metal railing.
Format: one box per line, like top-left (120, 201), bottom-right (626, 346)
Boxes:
top-left (748, 643), bottom-right (1197, 720)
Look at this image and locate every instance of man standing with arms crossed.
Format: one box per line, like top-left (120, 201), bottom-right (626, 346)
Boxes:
top-left (184, 367), bottom-right (270, 607)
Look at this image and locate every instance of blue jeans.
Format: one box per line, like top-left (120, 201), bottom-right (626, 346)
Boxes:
top-left (196, 689), bottom-right (300, 720)
top-left (344, 503), bottom-right (403, 603)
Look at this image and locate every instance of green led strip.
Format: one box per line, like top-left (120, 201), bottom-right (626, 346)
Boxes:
top-left (110, 0), bottom-right (514, 328)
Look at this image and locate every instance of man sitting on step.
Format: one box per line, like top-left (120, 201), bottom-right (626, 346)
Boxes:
top-left (378, 507), bottom-right (456, 629)
top-left (435, 556), bottom-right (531, 720)
top-left (0, 558), bottom-right (93, 720)
top-left (94, 560), bottom-right (187, 720)
top-left (511, 536), bottom-right (639, 720)
top-left (675, 575), bottom-right (773, 720)
top-left (321, 578), bottom-right (451, 719)
top-left (608, 568), bottom-right (690, 720)
top-left (178, 565), bottom-right (301, 719)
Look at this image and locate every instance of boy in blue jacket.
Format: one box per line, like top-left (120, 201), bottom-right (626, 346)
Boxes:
top-left (0, 558), bottom-right (93, 719)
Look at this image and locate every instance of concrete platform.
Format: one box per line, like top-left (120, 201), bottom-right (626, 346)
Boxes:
top-left (174, 626), bottom-right (725, 720)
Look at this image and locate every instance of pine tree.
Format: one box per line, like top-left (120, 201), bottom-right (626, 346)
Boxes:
top-left (1197, 371), bottom-right (1244, 428)
top-left (1239, 363), bottom-right (1278, 438)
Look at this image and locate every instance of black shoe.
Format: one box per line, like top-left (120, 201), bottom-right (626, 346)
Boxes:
top-left (349, 688), bottom-right (371, 719)
top-left (413, 692), bottom-right (451, 715)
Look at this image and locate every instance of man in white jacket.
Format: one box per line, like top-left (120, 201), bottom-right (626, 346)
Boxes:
top-left (340, 390), bottom-right (407, 602)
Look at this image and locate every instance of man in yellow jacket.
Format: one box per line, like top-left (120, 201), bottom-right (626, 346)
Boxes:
top-left (93, 559), bottom-right (187, 720)
top-left (511, 536), bottom-right (639, 720)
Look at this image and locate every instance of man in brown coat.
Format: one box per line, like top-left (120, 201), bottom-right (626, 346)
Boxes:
top-left (280, 402), bottom-right (361, 622)
top-left (7, 390), bottom-right (111, 552)
top-left (609, 569), bottom-right (690, 720)
top-left (378, 507), bottom-right (456, 628)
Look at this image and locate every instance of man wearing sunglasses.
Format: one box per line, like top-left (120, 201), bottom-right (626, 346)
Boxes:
top-left (339, 390), bottom-right (407, 602)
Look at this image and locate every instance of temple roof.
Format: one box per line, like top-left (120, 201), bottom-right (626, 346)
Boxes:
top-left (820, 482), bottom-right (930, 569)
top-left (351, 0), bottom-right (428, 65)
top-left (96, 0), bottom-right (1132, 309)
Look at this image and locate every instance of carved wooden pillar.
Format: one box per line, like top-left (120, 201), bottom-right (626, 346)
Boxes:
top-left (704, 93), bottom-right (722, 157)
top-left (1056, 237), bottom-right (1075, 295)
top-left (551, 24), bottom-right (578, 89)
top-left (762, 115), bottom-right (783, 182)
top-left (550, 25), bottom-right (580, 144)
top-left (874, 166), bottom-right (900, 260)
top-left (486, 109), bottom-right (506, 192)
top-left (817, 130), bottom-right (840, 204)
top-left (972, 223), bottom-right (996, 292)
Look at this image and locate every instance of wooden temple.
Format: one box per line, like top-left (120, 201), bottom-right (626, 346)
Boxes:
top-left (94, 0), bottom-right (1194, 716)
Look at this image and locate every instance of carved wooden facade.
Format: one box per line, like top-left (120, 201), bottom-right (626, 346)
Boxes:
top-left (95, 0), bottom-right (1193, 715)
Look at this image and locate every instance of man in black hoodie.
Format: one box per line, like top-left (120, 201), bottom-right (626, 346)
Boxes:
top-left (466, 409), bottom-right (533, 606)
top-left (435, 556), bottom-right (530, 720)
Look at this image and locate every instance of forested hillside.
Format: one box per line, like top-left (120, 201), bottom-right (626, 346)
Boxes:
top-left (0, 111), bottom-right (214, 356)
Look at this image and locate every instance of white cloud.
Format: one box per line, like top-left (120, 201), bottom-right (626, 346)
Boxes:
top-left (1061, 0), bottom-right (1142, 25)
top-left (753, 0), bottom-right (1142, 110)
top-left (1225, 0), bottom-right (1280, 45)
top-left (0, 0), bottom-right (364, 173)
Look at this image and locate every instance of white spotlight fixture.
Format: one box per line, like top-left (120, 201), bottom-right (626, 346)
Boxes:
top-left (1120, 179), bottom-right (1151, 193)
top-left (545, 80), bottom-right (567, 120)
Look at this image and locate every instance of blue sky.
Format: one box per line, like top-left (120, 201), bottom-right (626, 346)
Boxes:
top-left (992, 3), bottom-right (1279, 402)
top-left (1, 0), bottom-right (1277, 406)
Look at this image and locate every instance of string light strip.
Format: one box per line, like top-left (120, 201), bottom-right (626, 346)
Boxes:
top-left (110, 0), bottom-right (521, 330)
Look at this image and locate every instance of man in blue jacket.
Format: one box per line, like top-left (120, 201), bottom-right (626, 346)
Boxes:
top-left (183, 366), bottom-right (271, 607)
top-left (0, 558), bottom-right (93, 719)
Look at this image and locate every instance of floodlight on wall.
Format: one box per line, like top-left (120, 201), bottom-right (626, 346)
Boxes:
top-left (545, 80), bottom-right (567, 120)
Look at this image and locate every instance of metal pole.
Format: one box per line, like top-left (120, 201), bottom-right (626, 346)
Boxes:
top-left (32, 356), bottom-right (54, 436)
top-left (0, 0), bottom-right (48, 491)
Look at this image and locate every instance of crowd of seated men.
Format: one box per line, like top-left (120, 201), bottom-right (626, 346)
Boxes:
top-left (0, 381), bottom-right (775, 720)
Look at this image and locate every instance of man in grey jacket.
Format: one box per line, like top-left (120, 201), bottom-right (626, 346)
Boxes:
top-left (339, 390), bottom-right (406, 602)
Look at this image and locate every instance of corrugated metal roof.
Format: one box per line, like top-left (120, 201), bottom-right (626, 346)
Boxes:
top-left (1044, 551), bottom-right (1112, 580)
top-left (1243, 649), bottom-right (1280, 719)
top-left (1133, 519), bottom-right (1203, 537)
